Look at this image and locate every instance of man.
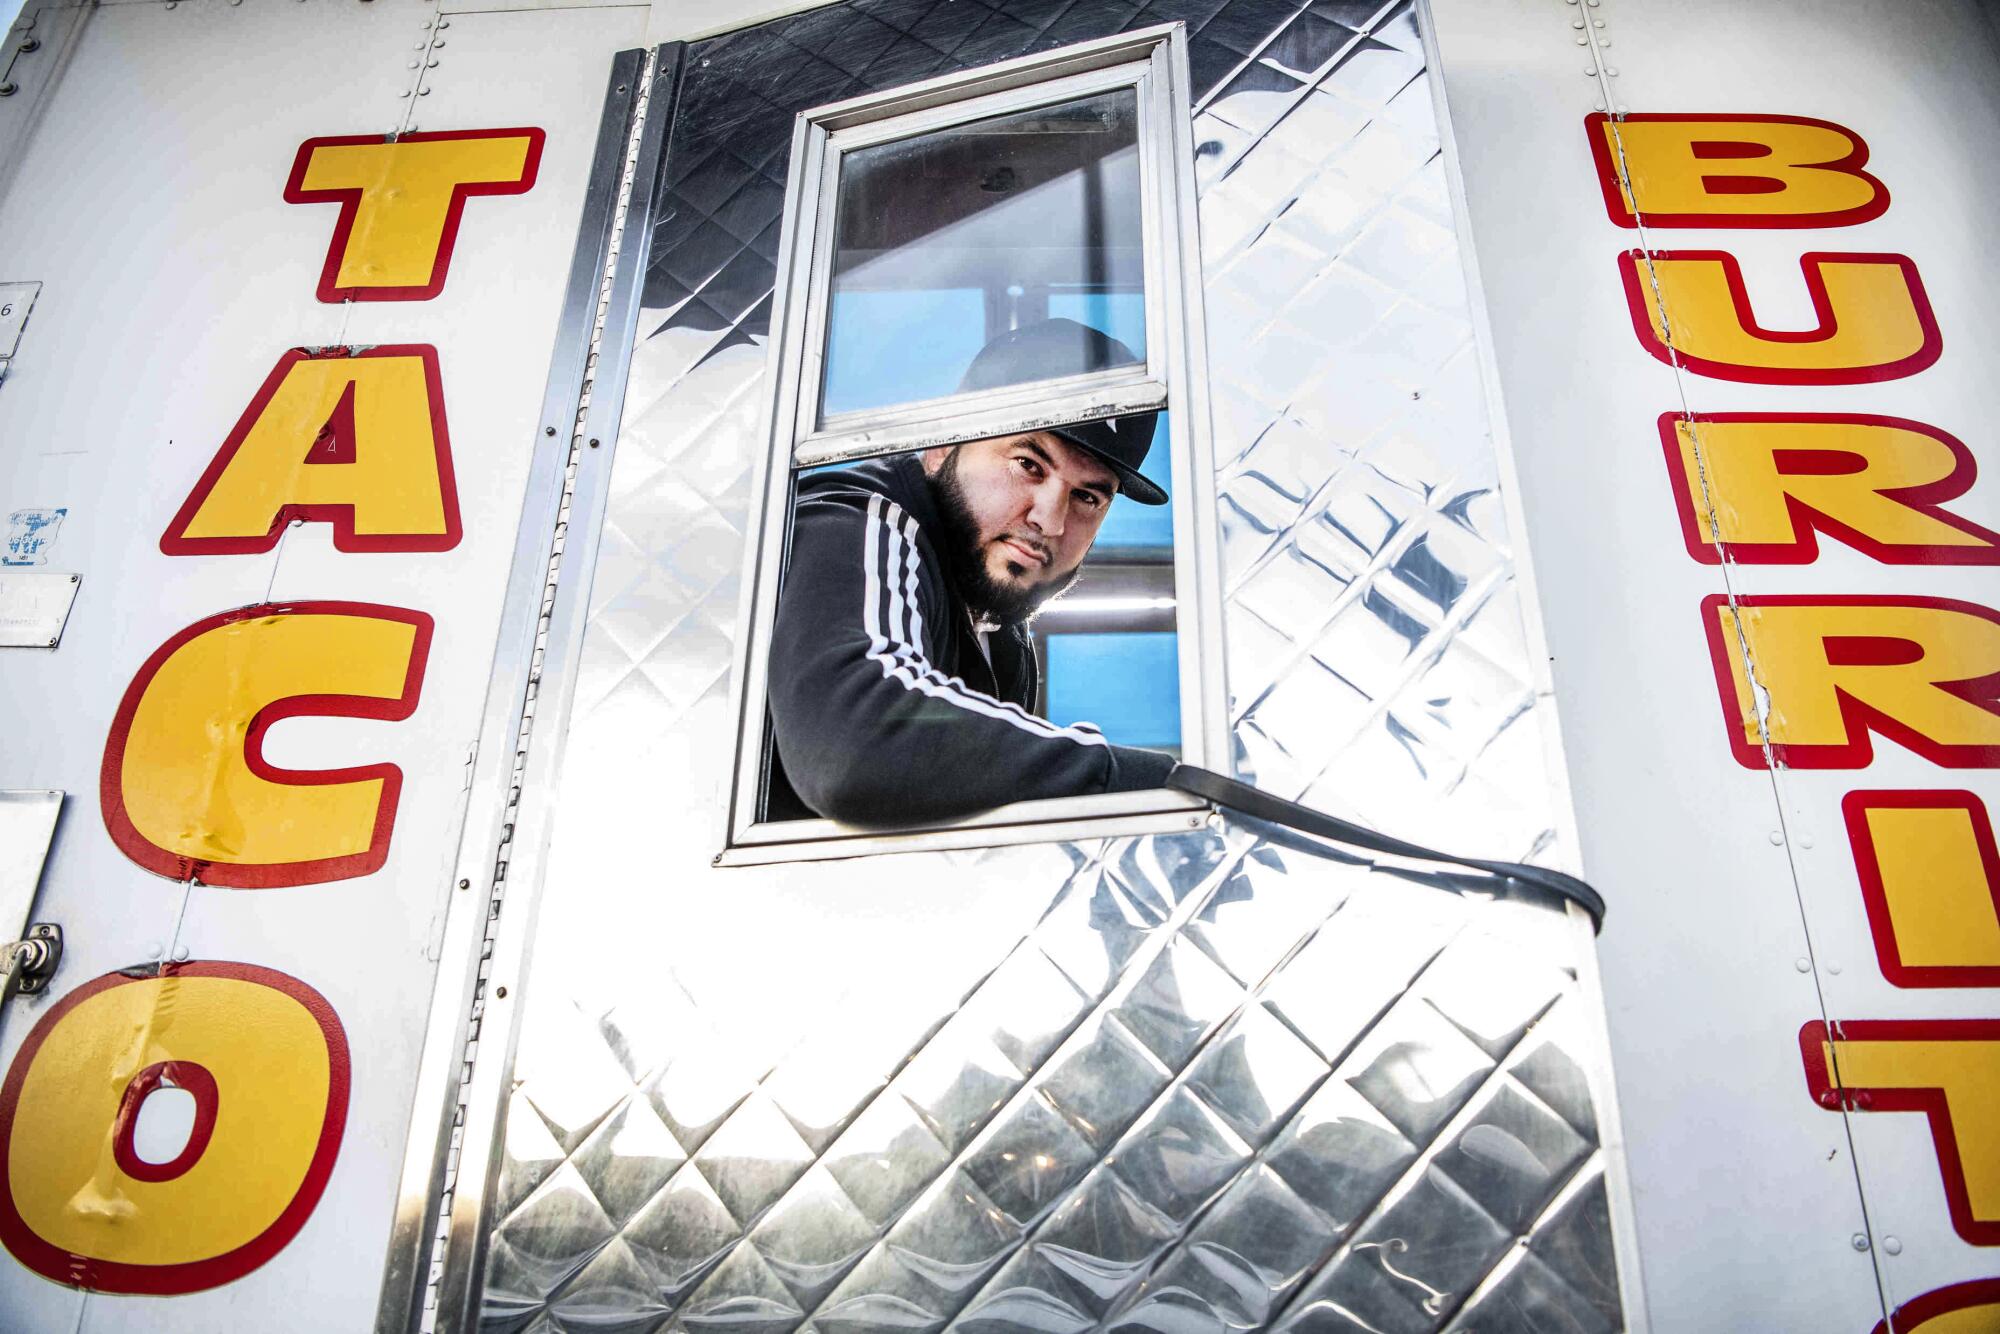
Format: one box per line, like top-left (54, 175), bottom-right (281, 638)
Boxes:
top-left (766, 318), bottom-right (1178, 825)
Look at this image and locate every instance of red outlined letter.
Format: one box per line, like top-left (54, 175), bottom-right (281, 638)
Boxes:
top-left (1660, 413), bottom-right (2000, 566)
top-left (100, 602), bottom-right (432, 887)
top-left (1802, 1020), bottom-right (2000, 1248)
top-left (1703, 595), bottom-right (2000, 769)
top-left (284, 128), bottom-right (544, 302)
top-left (0, 963), bottom-right (348, 1294)
top-left (1586, 113), bottom-right (1888, 228)
top-left (1872, 1279), bottom-right (2000, 1334)
top-left (161, 346), bottom-right (459, 555)
top-left (1843, 790), bottom-right (2000, 989)
top-left (1619, 250), bottom-right (1940, 384)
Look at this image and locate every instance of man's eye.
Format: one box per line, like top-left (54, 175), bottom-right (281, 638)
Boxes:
top-left (1075, 491), bottom-right (1102, 509)
top-left (1016, 457), bottom-right (1042, 477)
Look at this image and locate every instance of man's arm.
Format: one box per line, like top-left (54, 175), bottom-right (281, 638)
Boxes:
top-left (767, 489), bottom-right (1176, 825)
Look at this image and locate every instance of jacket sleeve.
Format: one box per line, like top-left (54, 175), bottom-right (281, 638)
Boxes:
top-left (767, 489), bottom-right (1177, 825)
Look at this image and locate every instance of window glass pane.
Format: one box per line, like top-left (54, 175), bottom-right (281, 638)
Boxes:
top-left (822, 87), bottom-right (1144, 421)
top-left (1044, 630), bottom-right (1181, 751)
top-left (1090, 408), bottom-right (1172, 551)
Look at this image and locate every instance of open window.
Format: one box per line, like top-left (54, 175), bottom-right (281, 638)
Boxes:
top-left (724, 25), bottom-right (1224, 863)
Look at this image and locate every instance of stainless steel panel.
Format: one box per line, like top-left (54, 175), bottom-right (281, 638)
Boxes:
top-left (466, 1), bottom-right (1627, 1330)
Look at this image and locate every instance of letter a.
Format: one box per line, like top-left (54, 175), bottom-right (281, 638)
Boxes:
top-left (1587, 113), bottom-right (1888, 228)
top-left (161, 346), bottom-right (459, 554)
top-left (101, 602), bottom-right (432, 887)
top-left (285, 128), bottom-right (543, 301)
top-left (1620, 250), bottom-right (1940, 384)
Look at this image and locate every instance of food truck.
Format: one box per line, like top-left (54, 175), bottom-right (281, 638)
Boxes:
top-left (0, 0), bottom-right (1995, 1328)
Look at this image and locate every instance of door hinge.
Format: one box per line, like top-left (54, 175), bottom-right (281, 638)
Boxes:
top-left (1, 923), bottom-right (62, 1000)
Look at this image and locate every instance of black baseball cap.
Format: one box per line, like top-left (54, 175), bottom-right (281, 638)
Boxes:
top-left (957, 318), bottom-right (1168, 506)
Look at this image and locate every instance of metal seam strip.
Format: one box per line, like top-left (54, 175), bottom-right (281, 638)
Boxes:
top-left (1415, 0), bottom-right (1651, 1326)
top-left (426, 40), bottom-right (682, 1334)
top-left (369, 45), bottom-right (654, 1334)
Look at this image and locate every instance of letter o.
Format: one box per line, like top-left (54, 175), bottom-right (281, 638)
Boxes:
top-left (0, 964), bottom-right (348, 1293)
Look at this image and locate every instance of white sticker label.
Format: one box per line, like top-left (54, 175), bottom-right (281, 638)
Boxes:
top-left (0, 570), bottom-right (80, 647)
top-left (0, 282), bottom-right (40, 360)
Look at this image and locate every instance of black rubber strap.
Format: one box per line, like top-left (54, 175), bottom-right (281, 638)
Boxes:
top-left (1167, 764), bottom-right (1605, 933)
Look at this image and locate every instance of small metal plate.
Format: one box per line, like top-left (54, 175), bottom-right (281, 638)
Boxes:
top-left (0, 569), bottom-right (79, 647)
top-left (0, 282), bottom-right (40, 360)
top-left (0, 791), bottom-right (61, 945)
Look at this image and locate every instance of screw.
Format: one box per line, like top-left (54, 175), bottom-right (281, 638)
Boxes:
top-left (1851, 1233), bottom-right (1869, 1252)
top-left (712, 853), bottom-right (723, 865)
top-left (588, 437), bottom-right (600, 449)
top-left (495, 985), bottom-right (508, 999)
top-left (458, 878), bottom-right (471, 890)
top-left (45, 636), bottom-right (56, 648)
top-left (69, 573), bottom-right (78, 583)
top-left (1883, 1237), bottom-right (1902, 1256)
top-left (546, 426), bottom-right (557, 436)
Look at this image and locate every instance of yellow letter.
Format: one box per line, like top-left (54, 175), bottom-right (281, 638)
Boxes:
top-left (1704, 595), bottom-right (2000, 768)
top-left (285, 128), bottom-right (543, 301)
top-left (100, 603), bottom-right (432, 887)
top-left (1803, 1020), bottom-right (2000, 1246)
top-left (1621, 250), bottom-right (1939, 384)
top-left (162, 346), bottom-right (459, 554)
top-left (1662, 413), bottom-right (2000, 565)
top-left (1843, 791), bottom-right (2000, 988)
top-left (1588, 113), bottom-right (1887, 227)
top-left (0, 963), bottom-right (347, 1293)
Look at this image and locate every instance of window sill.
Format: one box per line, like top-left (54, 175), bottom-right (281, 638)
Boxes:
top-left (717, 786), bottom-right (1209, 866)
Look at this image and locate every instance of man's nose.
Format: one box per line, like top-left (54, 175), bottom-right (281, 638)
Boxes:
top-left (1025, 478), bottom-right (1066, 537)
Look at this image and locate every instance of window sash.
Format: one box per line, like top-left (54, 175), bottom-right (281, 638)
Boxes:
top-left (724, 23), bottom-right (1227, 864)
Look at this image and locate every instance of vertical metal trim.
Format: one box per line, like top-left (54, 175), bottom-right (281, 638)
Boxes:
top-left (425, 40), bottom-right (683, 1334)
top-left (372, 45), bottom-right (659, 1334)
top-left (1412, 3), bottom-right (1652, 1328)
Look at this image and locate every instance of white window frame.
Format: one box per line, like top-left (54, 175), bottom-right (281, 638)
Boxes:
top-left (721, 22), bottom-right (1225, 865)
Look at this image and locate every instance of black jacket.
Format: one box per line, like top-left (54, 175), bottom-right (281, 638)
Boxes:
top-left (765, 453), bottom-right (1177, 825)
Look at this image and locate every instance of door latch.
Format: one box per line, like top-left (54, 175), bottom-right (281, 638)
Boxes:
top-left (1, 923), bottom-right (62, 1000)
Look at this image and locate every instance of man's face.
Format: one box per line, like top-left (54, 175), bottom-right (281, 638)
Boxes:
top-left (922, 430), bottom-right (1118, 625)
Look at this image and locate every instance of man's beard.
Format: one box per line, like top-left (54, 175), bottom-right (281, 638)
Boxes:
top-left (928, 447), bottom-right (1082, 627)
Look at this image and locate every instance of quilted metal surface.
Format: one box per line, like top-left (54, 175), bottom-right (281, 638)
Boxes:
top-left (479, 1), bottom-right (1626, 1331)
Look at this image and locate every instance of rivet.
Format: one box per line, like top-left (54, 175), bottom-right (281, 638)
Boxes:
top-left (1570, 17), bottom-right (1583, 26)
top-left (617, 83), bottom-right (628, 93)
top-left (414, 41), bottom-right (426, 49)
top-left (1828, 962), bottom-right (1842, 975)
top-left (701, 57), bottom-right (710, 66)
top-left (164, 2), bottom-right (175, 8)
top-left (1769, 830), bottom-right (1784, 845)
top-left (419, 86), bottom-right (431, 95)
top-left (173, 945), bottom-right (190, 962)
top-left (1883, 1237), bottom-right (1902, 1256)
top-left (545, 426), bottom-right (558, 436)
top-left (1855, 1091), bottom-right (1872, 1108)
top-left (0, 83), bottom-right (13, 97)
top-left (408, 60), bottom-right (419, 68)
top-left (433, 39), bottom-right (445, 47)
top-left (1593, 16), bottom-right (1605, 24)
top-left (1599, 37), bottom-right (1612, 46)
top-left (458, 878), bottom-right (471, 890)
top-left (1799, 833), bottom-right (1815, 849)
top-left (1584, 67), bottom-right (1597, 77)
top-left (1605, 66), bottom-right (1618, 76)
top-left (45, 637), bottom-right (56, 648)
top-left (427, 58), bottom-right (437, 67)
top-left (1617, 104), bottom-right (1629, 113)
top-left (1851, 1233), bottom-right (1870, 1252)
top-left (588, 438), bottom-right (600, 448)
top-left (400, 89), bottom-right (411, 97)
top-left (1575, 35), bottom-right (1586, 44)
top-left (436, 18), bottom-right (448, 27)
top-left (495, 985), bottom-right (508, 999)
top-left (18, 36), bottom-right (39, 51)
top-left (145, 941), bottom-right (163, 960)
top-left (1794, 958), bottom-right (1810, 973)
top-left (1593, 100), bottom-right (1605, 112)
top-left (1819, 1089), bottom-right (1840, 1107)
top-left (69, 574), bottom-right (79, 583)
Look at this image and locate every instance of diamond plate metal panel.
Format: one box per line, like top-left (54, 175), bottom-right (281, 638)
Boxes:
top-left (478, 2), bottom-right (1625, 1330)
